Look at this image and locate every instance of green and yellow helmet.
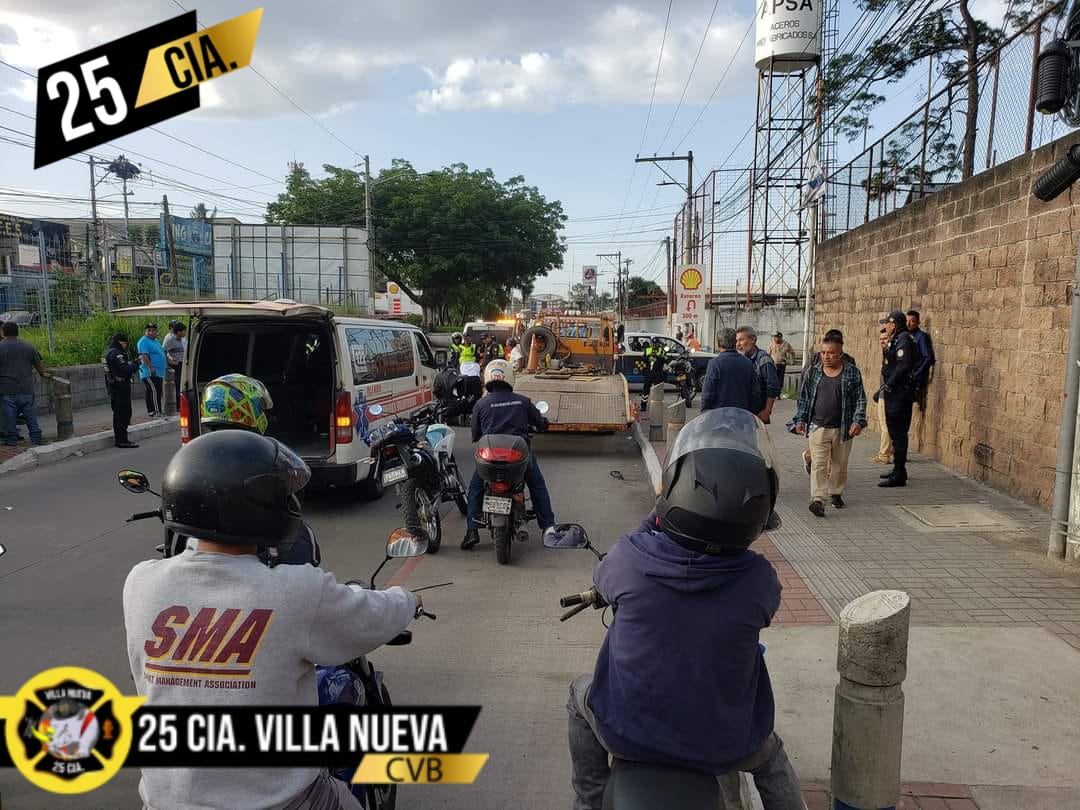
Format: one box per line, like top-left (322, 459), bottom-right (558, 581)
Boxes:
top-left (200, 374), bottom-right (274, 435)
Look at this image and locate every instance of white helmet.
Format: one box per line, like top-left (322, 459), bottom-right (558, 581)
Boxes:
top-left (483, 359), bottom-right (514, 390)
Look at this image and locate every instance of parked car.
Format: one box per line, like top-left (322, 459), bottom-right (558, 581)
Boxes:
top-left (114, 300), bottom-right (438, 500)
top-left (0, 310), bottom-right (41, 326)
top-left (618, 331), bottom-right (715, 390)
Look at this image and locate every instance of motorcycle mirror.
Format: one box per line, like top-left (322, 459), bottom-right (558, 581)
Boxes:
top-left (765, 510), bottom-right (782, 531)
top-left (0, 543), bottom-right (6, 558)
top-left (368, 404), bottom-right (384, 417)
top-left (118, 470), bottom-right (151, 494)
top-left (543, 523), bottom-right (590, 549)
top-left (386, 528), bottom-right (429, 558)
top-left (536, 400), bottom-right (550, 415)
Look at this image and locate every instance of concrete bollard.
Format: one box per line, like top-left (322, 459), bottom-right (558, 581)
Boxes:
top-left (49, 375), bottom-right (74, 441)
top-left (647, 383), bottom-right (666, 442)
top-left (666, 397), bottom-right (687, 442)
top-left (164, 368), bottom-right (178, 416)
top-left (830, 590), bottom-right (911, 810)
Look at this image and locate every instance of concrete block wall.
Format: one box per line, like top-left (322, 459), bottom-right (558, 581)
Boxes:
top-left (815, 132), bottom-right (1080, 507)
top-left (31, 364), bottom-right (143, 415)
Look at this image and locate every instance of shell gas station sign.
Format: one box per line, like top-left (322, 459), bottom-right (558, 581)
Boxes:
top-left (675, 265), bottom-right (705, 323)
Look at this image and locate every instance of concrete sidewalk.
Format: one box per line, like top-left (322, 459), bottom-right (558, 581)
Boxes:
top-left (0, 401), bottom-right (177, 475)
top-left (636, 398), bottom-right (1080, 807)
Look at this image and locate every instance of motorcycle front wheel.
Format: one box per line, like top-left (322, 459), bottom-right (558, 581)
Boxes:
top-left (493, 523), bottom-right (511, 565)
top-left (414, 486), bottom-right (442, 553)
top-left (681, 383), bottom-right (696, 407)
top-left (364, 682), bottom-right (398, 810)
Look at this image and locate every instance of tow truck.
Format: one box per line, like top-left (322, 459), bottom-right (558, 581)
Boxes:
top-left (512, 313), bottom-right (633, 433)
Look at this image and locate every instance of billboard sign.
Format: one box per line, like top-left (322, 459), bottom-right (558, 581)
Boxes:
top-left (160, 214), bottom-right (212, 256)
top-left (582, 265), bottom-right (597, 289)
top-left (675, 265), bottom-right (705, 323)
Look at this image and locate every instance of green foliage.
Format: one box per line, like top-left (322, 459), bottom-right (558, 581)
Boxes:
top-left (190, 203), bottom-right (217, 221)
top-left (822, 0), bottom-right (1033, 179)
top-left (568, 283), bottom-right (614, 312)
top-left (266, 159), bottom-right (566, 324)
top-left (19, 312), bottom-right (147, 367)
top-left (627, 275), bottom-right (663, 309)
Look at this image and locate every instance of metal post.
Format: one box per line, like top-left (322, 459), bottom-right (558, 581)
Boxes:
top-left (801, 204), bottom-right (818, 372)
top-left (121, 174), bottom-right (131, 239)
top-left (846, 166), bottom-right (853, 231)
top-left (365, 155), bottom-right (376, 315)
top-left (104, 235), bottom-right (113, 312)
top-left (37, 232), bottom-right (55, 354)
top-left (919, 54), bottom-right (933, 198)
top-left (864, 141), bottom-right (873, 224)
top-left (1025, 16), bottom-right (1043, 153)
top-left (685, 151), bottom-right (694, 266)
top-left (830, 590), bottom-right (911, 810)
top-left (1048, 242), bottom-right (1080, 560)
top-left (985, 52), bottom-right (1001, 169)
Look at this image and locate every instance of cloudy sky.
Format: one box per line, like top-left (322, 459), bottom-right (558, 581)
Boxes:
top-left (0, 0), bottom-right (1010, 295)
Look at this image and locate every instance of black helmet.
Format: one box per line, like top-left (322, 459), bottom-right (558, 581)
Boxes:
top-left (161, 431), bottom-right (311, 547)
top-left (433, 367), bottom-right (461, 400)
top-left (655, 408), bottom-right (778, 555)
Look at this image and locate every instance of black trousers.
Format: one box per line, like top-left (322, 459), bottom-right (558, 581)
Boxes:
top-left (885, 388), bottom-right (914, 475)
top-left (144, 376), bottom-right (163, 416)
top-left (172, 363), bottom-right (182, 410)
top-left (110, 382), bottom-right (132, 444)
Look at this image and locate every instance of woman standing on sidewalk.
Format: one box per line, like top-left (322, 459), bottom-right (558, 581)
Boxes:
top-left (104, 333), bottom-right (144, 449)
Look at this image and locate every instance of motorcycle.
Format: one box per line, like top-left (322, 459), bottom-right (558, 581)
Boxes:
top-left (545, 524), bottom-right (723, 810)
top-left (668, 353), bottom-right (697, 407)
top-left (473, 400), bottom-right (549, 565)
top-left (366, 402), bottom-right (469, 554)
top-left (117, 470), bottom-right (441, 810)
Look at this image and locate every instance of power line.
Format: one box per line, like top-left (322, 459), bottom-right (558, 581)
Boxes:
top-left (169, 0), bottom-right (364, 160)
top-left (656, 0), bottom-right (722, 151)
top-left (639, 0), bottom-right (675, 154)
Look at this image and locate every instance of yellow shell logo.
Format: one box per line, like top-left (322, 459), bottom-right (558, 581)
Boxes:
top-left (387, 282), bottom-right (400, 295)
top-left (680, 267), bottom-right (703, 290)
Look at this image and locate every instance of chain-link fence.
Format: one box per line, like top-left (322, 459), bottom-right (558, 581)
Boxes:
top-left (829, 4), bottom-right (1065, 237)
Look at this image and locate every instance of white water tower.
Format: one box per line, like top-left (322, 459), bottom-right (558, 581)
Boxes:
top-left (755, 0), bottom-right (823, 72)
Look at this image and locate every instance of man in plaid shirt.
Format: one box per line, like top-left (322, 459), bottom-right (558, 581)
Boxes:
top-left (795, 333), bottom-right (868, 517)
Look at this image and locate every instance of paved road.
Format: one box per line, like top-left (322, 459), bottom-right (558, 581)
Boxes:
top-left (0, 428), bottom-right (651, 809)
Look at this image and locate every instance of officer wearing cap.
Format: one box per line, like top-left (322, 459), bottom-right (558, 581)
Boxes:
top-left (878, 309), bottom-right (917, 487)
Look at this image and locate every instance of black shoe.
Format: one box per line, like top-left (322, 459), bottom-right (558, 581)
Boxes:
top-left (878, 475), bottom-right (907, 488)
top-left (879, 470), bottom-right (895, 478)
top-left (831, 495), bottom-right (845, 509)
top-left (116, 441), bottom-right (140, 449)
top-left (808, 500), bottom-right (826, 517)
top-left (461, 530), bottom-right (480, 550)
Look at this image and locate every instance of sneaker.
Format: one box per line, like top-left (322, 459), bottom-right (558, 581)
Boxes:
top-left (808, 500), bottom-right (826, 517)
top-left (831, 495), bottom-right (845, 509)
top-left (116, 441), bottom-right (140, 449)
top-left (803, 452), bottom-right (811, 475)
top-left (880, 470), bottom-right (896, 478)
top-left (460, 529), bottom-right (480, 550)
top-left (878, 475), bottom-right (907, 488)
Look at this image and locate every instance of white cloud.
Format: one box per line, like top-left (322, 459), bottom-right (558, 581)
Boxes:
top-left (0, 1), bottom-right (755, 121)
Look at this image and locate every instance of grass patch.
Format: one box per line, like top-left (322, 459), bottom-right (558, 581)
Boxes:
top-left (18, 313), bottom-right (149, 367)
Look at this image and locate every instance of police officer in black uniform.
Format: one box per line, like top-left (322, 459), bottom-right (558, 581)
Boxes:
top-left (104, 332), bottom-right (144, 448)
top-left (878, 310), bottom-right (917, 487)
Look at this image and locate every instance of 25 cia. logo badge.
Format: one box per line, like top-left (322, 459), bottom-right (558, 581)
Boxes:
top-left (0, 667), bottom-right (143, 794)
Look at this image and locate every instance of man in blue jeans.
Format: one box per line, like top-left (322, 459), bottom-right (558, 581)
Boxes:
top-left (0, 322), bottom-right (50, 446)
top-left (461, 359), bottom-right (556, 550)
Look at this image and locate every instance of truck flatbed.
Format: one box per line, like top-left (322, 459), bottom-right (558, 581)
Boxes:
top-left (514, 372), bottom-right (632, 432)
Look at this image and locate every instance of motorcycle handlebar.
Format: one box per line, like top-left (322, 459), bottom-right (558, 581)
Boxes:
top-left (559, 587), bottom-right (600, 609)
top-left (560, 602), bottom-right (590, 622)
top-left (128, 510), bottom-right (162, 522)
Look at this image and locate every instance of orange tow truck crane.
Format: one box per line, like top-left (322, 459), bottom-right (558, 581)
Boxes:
top-left (512, 312), bottom-right (632, 433)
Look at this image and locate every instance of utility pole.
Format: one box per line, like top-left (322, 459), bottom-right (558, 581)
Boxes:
top-left (664, 236), bottom-right (672, 334)
top-left (88, 157), bottom-right (99, 284)
top-left (364, 155), bottom-right (376, 317)
top-left (107, 155), bottom-right (140, 239)
top-left (162, 195), bottom-right (179, 280)
top-left (622, 258), bottom-right (632, 316)
top-left (635, 152), bottom-right (694, 266)
top-left (597, 252), bottom-right (622, 320)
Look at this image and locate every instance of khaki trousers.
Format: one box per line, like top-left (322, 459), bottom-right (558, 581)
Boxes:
top-left (877, 396), bottom-right (893, 458)
top-left (809, 427), bottom-right (853, 503)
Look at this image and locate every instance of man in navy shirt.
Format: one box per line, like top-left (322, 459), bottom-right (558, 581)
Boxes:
top-left (701, 328), bottom-right (762, 413)
top-left (906, 310), bottom-right (935, 451)
top-left (461, 360), bottom-right (556, 550)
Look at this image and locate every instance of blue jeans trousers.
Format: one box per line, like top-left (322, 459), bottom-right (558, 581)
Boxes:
top-left (466, 454), bottom-right (555, 531)
top-left (1, 394), bottom-right (41, 445)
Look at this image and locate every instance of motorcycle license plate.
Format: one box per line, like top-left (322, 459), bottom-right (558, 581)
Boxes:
top-left (483, 495), bottom-right (513, 515)
top-left (382, 466), bottom-right (408, 486)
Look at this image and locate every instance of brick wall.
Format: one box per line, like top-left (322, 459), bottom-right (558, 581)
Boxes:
top-left (815, 132), bottom-right (1080, 506)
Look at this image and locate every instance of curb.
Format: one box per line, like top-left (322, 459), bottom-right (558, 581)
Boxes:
top-left (632, 420), bottom-right (663, 493)
top-left (0, 417), bottom-right (179, 476)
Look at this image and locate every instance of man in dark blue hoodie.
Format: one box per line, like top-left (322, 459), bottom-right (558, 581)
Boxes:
top-left (701, 327), bottom-right (762, 413)
top-left (566, 408), bottom-right (803, 810)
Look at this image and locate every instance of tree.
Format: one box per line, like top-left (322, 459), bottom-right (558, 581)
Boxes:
top-left (266, 160), bottom-right (566, 324)
top-left (822, 0), bottom-right (1034, 181)
top-left (627, 275), bottom-right (663, 309)
top-left (190, 203), bottom-right (217, 221)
